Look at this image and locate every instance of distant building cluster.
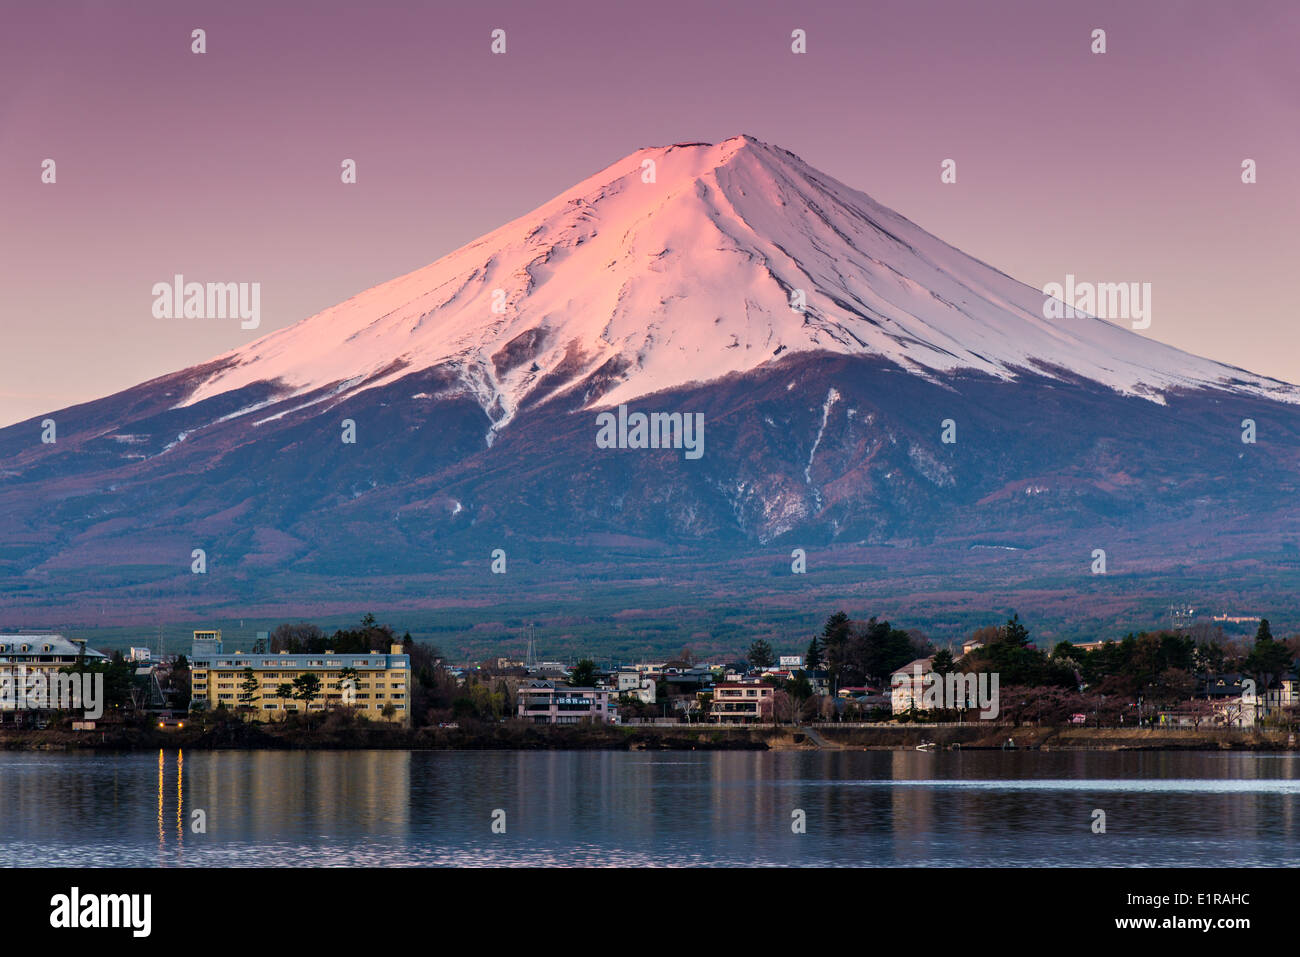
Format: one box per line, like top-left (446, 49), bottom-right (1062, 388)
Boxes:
top-left (0, 620), bottom-right (1296, 735)
top-left (501, 654), bottom-right (873, 725)
top-left (0, 626), bottom-right (416, 730)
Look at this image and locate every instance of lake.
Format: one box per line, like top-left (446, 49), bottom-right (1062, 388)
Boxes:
top-left (3, 750), bottom-right (1298, 866)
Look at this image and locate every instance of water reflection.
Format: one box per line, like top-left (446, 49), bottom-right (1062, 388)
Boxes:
top-left (177, 749), bottom-right (184, 848)
top-left (156, 749), bottom-right (164, 852)
top-left (0, 750), bottom-right (1296, 867)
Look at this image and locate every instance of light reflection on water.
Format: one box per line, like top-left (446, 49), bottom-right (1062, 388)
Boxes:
top-left (795, 778), bottom-right (1300, 793)
top-left (1, 749), bottom-right (1297, 867)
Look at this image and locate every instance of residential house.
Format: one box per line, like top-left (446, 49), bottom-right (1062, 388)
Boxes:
top-left (611, 671), bottom-right (656, 705)
top-left (709, 681), bottom-right (774, 723)
top-left (890, 657), bottom-right (935, 714)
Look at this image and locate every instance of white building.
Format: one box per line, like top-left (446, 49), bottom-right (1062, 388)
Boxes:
top-left (1268, 675), bottom-right (1300, 711)
top-left (517, 680), bottom-right (616, 724)
top-left (1219, 676), bottom-right (1300, 726)
top-left (890, 657), bottom-right (935, 714)
top-left (0, 635), bottom-right (108, 720)
top-left (612, 671), bottom-right (656, 704)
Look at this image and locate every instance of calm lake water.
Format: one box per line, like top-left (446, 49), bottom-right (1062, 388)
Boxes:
top-left (3, 749), bottom-right (1299, 866)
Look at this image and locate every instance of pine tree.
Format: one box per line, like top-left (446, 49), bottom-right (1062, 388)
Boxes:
top-left (806, 636), bottom-right (823, 670)
top-left (238, 667), bottom-right (260, 711)
top-left (747, 639), bottom-right (776, 669)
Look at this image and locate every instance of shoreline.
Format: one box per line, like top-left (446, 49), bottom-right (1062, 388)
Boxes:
top-left (2, 723), bottom-right (1294, 753)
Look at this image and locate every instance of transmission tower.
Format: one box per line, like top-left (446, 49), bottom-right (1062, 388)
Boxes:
top-left (525, 623), bottom-right (538, 671)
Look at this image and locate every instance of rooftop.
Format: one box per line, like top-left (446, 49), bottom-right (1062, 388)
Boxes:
top-left (0, 634), bottom-right (107, 660)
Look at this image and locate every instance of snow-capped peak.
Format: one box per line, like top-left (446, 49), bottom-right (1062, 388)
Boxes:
top-left (176, 135), bottom-right (1298, 426)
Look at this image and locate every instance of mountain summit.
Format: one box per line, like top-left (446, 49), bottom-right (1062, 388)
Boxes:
top-left (178, 135), bottom-right (1294, 444)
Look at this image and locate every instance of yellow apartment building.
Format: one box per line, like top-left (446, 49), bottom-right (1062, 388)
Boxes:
top-left (188, 630), bottom-right (412, 726)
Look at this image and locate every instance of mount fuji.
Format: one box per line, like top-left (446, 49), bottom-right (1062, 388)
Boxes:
top-left (3, 135), bottom-right (1299, 638)
top-left (161, 135), bottom-right (1296, 421)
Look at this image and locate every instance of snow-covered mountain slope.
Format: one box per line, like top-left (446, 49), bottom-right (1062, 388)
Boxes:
top-left (178, 134), bottom-right (1297, 433)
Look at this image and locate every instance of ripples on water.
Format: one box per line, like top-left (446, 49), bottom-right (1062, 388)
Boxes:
top-left (2, 750), bottom-right (1298, 867)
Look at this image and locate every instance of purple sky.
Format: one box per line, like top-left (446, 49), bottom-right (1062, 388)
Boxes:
top-left (2, 0), bottom-right (1297, 426)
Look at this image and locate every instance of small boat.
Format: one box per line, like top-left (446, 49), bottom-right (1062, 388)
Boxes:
top-left (916, 741), bottom-right (936, 751)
